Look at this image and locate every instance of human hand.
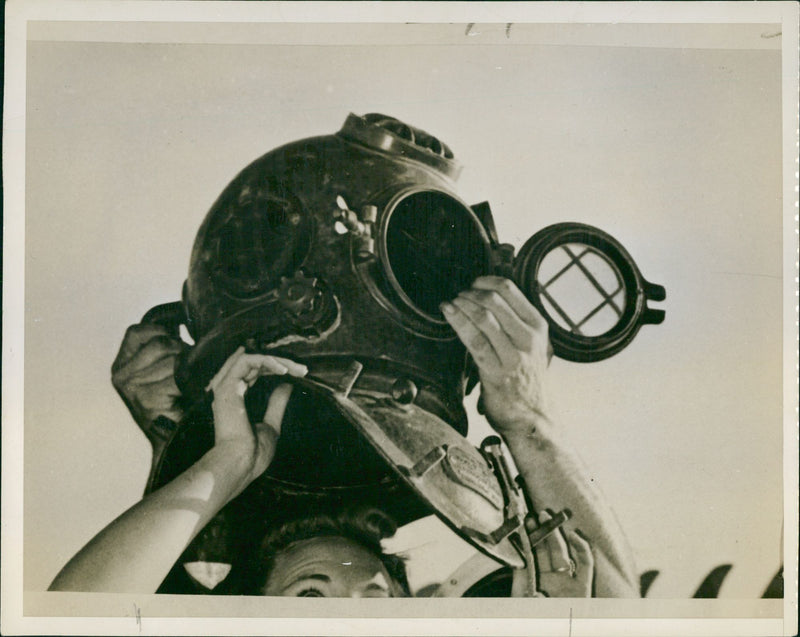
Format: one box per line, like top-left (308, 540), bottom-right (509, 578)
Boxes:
top-left (532, 511), bottom-right (594, 597)
top-left (206, 346), bottom-right (307, 486)
top-left (440, 276), bottom-right (553, 435)
top-left (111, 323), bottom-right (187, 442)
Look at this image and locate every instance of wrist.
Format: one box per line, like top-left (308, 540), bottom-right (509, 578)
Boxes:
top-left (488, 405), bottom-right (555, 441)
top-left (498, 413), bottom-right (574, 461)
top-left (201, 442), bottom-right (259, 500)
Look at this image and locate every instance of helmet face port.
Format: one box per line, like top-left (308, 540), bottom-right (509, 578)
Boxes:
top-left (209, 177), bottom-right (313, 303)
top-left (381, 190), bottom-right (492, 324)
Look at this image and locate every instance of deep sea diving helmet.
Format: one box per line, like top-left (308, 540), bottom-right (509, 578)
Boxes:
top-left (176, 113), bottom-right (490, 433)
top-left (143, 114), bottom-right (666, 590)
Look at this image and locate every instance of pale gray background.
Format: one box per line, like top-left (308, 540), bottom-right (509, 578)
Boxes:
top-left (23, 21), bottom-right (784, 599)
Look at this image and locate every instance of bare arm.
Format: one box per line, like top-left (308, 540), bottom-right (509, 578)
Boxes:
top-left (49, 348), bottom-right (304, 593)
top-left (442, 276), bottom-right (638, 597)
top-left (503, 418), bottom-right (638, 596)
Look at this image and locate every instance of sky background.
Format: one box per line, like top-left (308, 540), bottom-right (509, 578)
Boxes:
top-left (20, 21), bottom-right (786, 600)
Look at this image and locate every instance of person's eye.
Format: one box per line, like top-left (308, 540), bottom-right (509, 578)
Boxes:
top-left (297, 587), bottom-right (325, 597)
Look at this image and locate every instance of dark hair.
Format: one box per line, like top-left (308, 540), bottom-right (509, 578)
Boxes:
top-left (251, 507), bottom-right (411, 596)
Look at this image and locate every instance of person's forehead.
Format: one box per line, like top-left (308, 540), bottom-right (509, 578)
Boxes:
top-left (274, 536), bottom-right (385, 572)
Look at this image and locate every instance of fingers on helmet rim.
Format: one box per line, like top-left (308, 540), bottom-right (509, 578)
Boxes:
top-left (441, 301), bottom-right (502, 370)
top-left (115, 353), bottom-right (178, 387)
top-left (207, 349), bottom-right (307, 393)
top-left (113, 334), bottom-right (183, 375)
top-left (471, 276), bottom-right (547, 331)
top-left (451, 296), bottom-right (520, 364)
top-left (457, 289), bottom-right (536, 353)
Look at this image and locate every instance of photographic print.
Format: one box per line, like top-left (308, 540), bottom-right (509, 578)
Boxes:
top-left (3, 2), bottom-right (797, 635)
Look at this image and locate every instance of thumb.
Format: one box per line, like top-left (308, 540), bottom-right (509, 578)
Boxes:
top-left (535, 510), bottom-right (571, 574)
top-left (252, 383), bottom-right (294, 472)
top-left (261, 383), bottom-right (294, 435)
top-left (566, 530), bottom-right (594, 576)
top-left (252, 420), bottom-right (281, 473)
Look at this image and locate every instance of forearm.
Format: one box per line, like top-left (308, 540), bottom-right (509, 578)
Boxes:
top-left (49, 444), bottom-right (251, 593)
top-left (501, 414), bottom-right (639, 598)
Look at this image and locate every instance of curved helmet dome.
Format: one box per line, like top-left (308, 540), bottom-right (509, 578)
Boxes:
top-left (177, 113), bottom-right (498, 433)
